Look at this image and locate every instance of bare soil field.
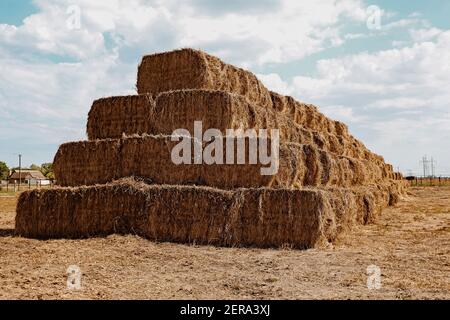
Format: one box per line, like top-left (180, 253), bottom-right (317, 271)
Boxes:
top-left (0, 187), bottom-right (449, 300)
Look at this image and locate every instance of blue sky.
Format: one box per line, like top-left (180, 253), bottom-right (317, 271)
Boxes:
top-left (1, 0), bottom-right (449, 176)
top-left (0, 1), bottom-right (37, 25)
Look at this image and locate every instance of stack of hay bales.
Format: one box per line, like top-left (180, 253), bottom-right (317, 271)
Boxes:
top-left (16, 49), bottom-right (407, 249)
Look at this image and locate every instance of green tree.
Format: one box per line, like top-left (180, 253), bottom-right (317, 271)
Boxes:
top-left (0, 161), bottom-right (9, 180)
top-left (41, 163), bottom-right (54, 179)
top-left (30, 164), bottom-right (41, 171)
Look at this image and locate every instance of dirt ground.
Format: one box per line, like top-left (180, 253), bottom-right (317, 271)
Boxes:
top-left (0, 187), bottom-right (449, 300)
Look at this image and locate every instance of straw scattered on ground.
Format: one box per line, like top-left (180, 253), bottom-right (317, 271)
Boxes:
top-left (1, 187), bottom-right (448, 300)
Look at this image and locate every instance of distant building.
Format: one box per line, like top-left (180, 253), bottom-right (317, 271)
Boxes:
top-left (8, 170), bottom-right (51, 185)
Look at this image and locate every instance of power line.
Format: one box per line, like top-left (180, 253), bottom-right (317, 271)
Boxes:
top-left (419, 155), bottom-right (438, 178)
top-left (430, 157), bottom-right (437, 177)
top-left (18, 154), bottom-right (22, 190)
top-left (420, 155), bottom-right (429, 178)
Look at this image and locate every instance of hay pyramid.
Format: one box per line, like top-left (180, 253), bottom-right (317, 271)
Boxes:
top-left (16, 49), bottom-right (407, 249)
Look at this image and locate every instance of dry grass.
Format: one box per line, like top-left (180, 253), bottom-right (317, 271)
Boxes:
top-left (0, 196), bottom-right (17, 212)
top-left (0, 190), bottom-right (18, 197)
top-left (0, 186), bottom-right (448, 299)
top-left (0, 195), bottom-right (18, 234)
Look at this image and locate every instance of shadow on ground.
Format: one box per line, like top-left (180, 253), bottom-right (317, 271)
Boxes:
top-left (0, 229), bottom-right (15, 237)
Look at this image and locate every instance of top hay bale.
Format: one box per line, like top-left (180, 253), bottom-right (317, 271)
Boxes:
top-left (137, 48), bottom-right (273, 109)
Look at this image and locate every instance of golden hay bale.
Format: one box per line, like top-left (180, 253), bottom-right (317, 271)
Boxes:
top-left (85, 90), bottom-right (395, 178)
top-left (87, 94), bottom-right (155, 140)
top-left (269, 91), bottom-right (387, 165)
top-left (153, 89), bottom-right (366, 164)
top-left (53, 135), bottom-right (280, 188)
top-left (15, 178), bottom-right (406, 248)
top-left (53, 134), bottom-right (387, 188)
top-left (53, 139), bottom-right (121, 186)
top-left (135, 48), bottom-right (389, 171)
top-left (137, 48), bottom-right (273, 109)
top-left (270, 91), bottom-right (338, 135)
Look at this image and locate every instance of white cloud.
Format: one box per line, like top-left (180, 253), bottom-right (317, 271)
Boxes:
top-left (408, 12), bottom-right (422, 18)
top-left (409, 27), bottom-right (442, 42)
top-left (0, 4), bottom-right (105, 59)
top-left (257, 73), bottom-right (292, 95)
top-left (1, 0), bottom-right (370, 65)
top-left (0, 46), bottom-right (138, 160)
top-left (175, 0), bottom-right (368, 65)
top-left (344, 33), bottom-right (367, 40)
top-left (367, 97), bottom-right (427, 110)
top-left (382, 18), bottom-right (422, 31)
top-left (392, 40), bottom-right (407, 47)
top-left (320, 105), bottom-right (365, 123)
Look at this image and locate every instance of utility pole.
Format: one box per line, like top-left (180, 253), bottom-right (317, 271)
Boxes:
top-left (430, 157), bottom-right (437, 177)
top-left (420, 155), bottom-right (429, 178)
top-left (18, 154), bottom-right (22, 190)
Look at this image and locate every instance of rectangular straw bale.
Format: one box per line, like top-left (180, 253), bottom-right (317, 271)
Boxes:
top-left (55, 135), bottom-right (274, 188)
top-left (270, 91), bottom-right (386, 164)
top-left (153, 89), bottom-right (329, 153)
top-left (15, 182), bottom-right (149, 239)
top-left (137, 48), bottom-right (273, 108)
top-left (15, 179), bottom-right (406, 248)
top-left (85, 90), bottom-right (393, 178)
top-left (53, 139), bottom-right (121, 187)
top-left (14, 180), bottom-right (332, 248)
top-left (135, 48), bottom-right (389, 169)
top-left (87, 90), bottom-right (335, 148)
top-left (54, 135), bottom-right (386, 188)
top-left (230, 188), bottom-right (335, 248)
top-left (269, 91), bottom-right (339, 136)
top-left (87, 94), bottom-right (155, 140)
top-left (153, 90), bottom-right (354, 162)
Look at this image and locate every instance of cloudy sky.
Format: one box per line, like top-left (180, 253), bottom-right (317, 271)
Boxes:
top-left (1, 0), bottom-right (449, 176)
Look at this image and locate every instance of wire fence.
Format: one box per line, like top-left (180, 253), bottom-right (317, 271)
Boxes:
top-left (406, 176), bottom-right (450, 187)
top-left (2, 176), bottom-right (449, 193)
